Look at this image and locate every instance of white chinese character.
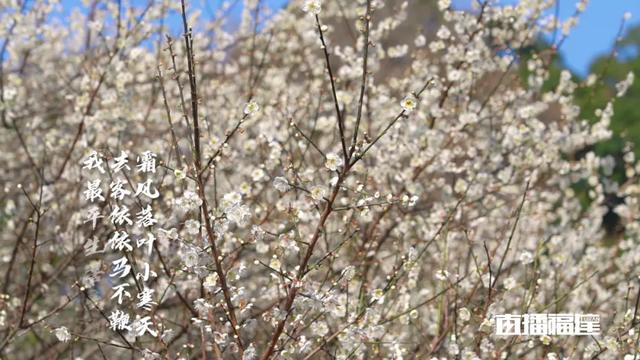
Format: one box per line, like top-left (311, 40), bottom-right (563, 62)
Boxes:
top-left (495, 313), bottom-right (600, 337)
top-left (110, 205), bottom-right (133, 226)
top-left (137, 151), bottom-right (157, 173)
top-left (83, 237), bottom-right (105, 256)
top-left (110, 179), bottom-right (131, 201)
top-left (495, 315), bottom-right (521, 335)
top-left (83, 206), bottom-right (103, 230)
top-left (110, 256), bottom-right (131, 278)
top-left (548, 314), bottom-right (575, 335)
top-left (136, 233), bottom-right (156, 256)
top-left (136, 288), bottom-right (156, 311)
top-left (111, 151), bottom-right (131, 173)
top-left (136, 262), bottom-right (158, 282)
top-left (82, 151), bottom-right (105, 173)
top-left (134, 179), bottom-right (159, 199)
top-left (576, 314), bottom-right (600, 335)
top-left (107, 231), bottom-right (132, 252)
top-left (523, 314), bottom-right (548, 336)
top-left (131, 316), bottom-right (157, 337)
top-left (110, 283), bottom-right (132, 304)
top-left (108, 310), bottom-right (131, 331)
top-left (83, 179), bottom-right (105, 203)
top-left (136, 205), bottom-right (157, 228)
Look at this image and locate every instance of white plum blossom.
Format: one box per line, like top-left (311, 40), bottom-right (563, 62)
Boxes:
top-left (436, 25), bottom-right (451, 40)
top-left (310, 321), bottom-right (329, 337)
top-left (504, 277), bottom-right (517, 290)
top-left (182, 247), bottom-right (200, 268)
top-left (273, 176), bottom-right (290, 192)
top-left (458, 307), bottom-right (471, 322)
top-left (251, 168), bottom-right (265, 181)
top-left (227, 204), bottom-right (251, 227)
top-left (400, 94), bottom-right (418, 112)
top-left (615, 72), bottom-right (634, 97)
top-left (435, 269), bottom-right (449, 281)
top-left (203, 273), bottom-right (219, 292)
top-left (302, 0), bottom-right (321, 15)
top-left (54, 327), bottom-right (71, 342)
top-left (454, 178), bottom-right (467, 193)
top-left (459, 112), bottom-right (478, 125)
top-left (193, 298), bottom-right (213, 315)
top-left (184, 219), bottom-right (200, 235)
top-left (520, 251), bottom-right (535, 265)
top-left (309, 185), bottom-right (326, 201)
top-left (438, 0), bottom-right (451, 11)
top-left (177, 190), bottom-right (203, 211)
top-left (243, 344), bottom-right (257, 360)
top-left (371, 288), bottom-right (385, 303)
top-left (325, 153), bottom-right (343, 171)
top-left (244, 100), bottom-right (260, 115)
top-left (388, 44), bottom-right (409, 58)
top-left (341, 266), bottom-right (356, 281)
top-left (174, 166), bottom-right (187, 180)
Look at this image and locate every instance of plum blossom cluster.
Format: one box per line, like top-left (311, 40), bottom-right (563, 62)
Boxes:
top-left (0, 0), bottom-right (638, 359)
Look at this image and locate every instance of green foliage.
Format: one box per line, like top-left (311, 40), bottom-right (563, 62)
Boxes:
top-left (517, 40), bottom-right (563, 93)
top-left (518, 28), bottom-right (639, 228)
top-left (520, 27), bottom-right (640, 181)
top-left (521, 27), bottom-right (639, 159)
top-left (576, 26), bottom-right (640, 158)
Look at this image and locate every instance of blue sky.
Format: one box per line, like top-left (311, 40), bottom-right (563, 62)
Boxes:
top-left (57, 0), bottom-right (640, 77)
top-left (456, 0), bottom-right (640, 76)
top-left (554, 0), bottom-right (640, 76)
